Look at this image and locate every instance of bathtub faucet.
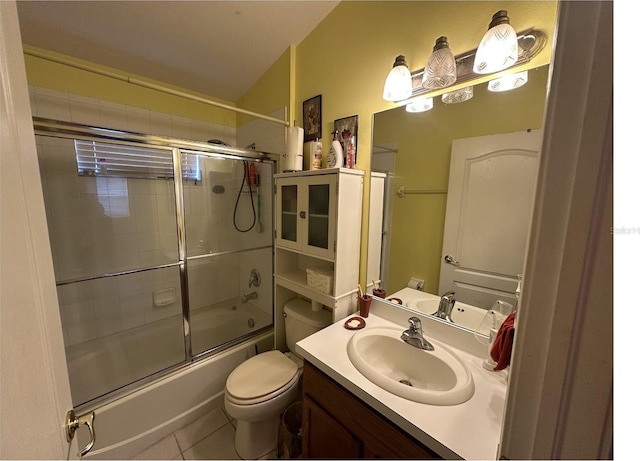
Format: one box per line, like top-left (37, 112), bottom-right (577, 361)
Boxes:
top-left (241, 291), bottom-right (258, 304)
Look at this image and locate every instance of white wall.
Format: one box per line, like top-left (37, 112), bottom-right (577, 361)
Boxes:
top-left (29, 85), bottom-right (237, 143)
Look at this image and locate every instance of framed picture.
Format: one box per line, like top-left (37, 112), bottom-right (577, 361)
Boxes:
top-left (334, 115), bottom-right (359, 166)
top-left (302, 95), bottom-right (322, 142)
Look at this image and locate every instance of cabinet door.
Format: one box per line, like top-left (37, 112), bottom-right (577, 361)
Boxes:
top-left (276, 179), bottom-right (300, 251)
top-left (303, 396), bottom-right (362, 458)
top-left (303, 175), bottom-right (336, 259)
top-left (276, 175), bottom-right (336, 259)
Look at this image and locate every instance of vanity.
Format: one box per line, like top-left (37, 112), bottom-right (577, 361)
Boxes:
top-left (296, 298), bottom-right (508, 460)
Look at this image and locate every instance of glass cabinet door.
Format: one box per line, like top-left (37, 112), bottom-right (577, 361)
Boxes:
top-left (307, 183), bottom-right (330, 251)
top-left (280, 184), bottom-right (298, 243)
top-left (276, 174), bottom-right (336, 259)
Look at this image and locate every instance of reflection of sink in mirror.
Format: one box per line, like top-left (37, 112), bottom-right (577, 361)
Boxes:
top-left (346, 326), bottom-right (474, 405)
top-left (387, 287), bottom-right (489, 333)
top-left (407, 298), bottom-right (487, 332)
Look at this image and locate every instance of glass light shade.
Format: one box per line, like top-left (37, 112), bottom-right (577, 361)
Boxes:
top-left (422, 36), bottom-right (457, 90)
top-left (383, 55), bottom-right (413, 102)
top-left (487, 70), bottom-right (528, 92)
top-left (473, 10), bottom-right (518, 74)
top-left (405, 97), bottom-right (434, 113)
top-left (442, 86), bottom-right (474, 104)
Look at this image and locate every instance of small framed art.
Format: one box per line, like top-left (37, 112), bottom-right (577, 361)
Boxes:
top-left (303, 95), bottom-right (322, 142)
top-left (334, 115), bottom-right (359, 167)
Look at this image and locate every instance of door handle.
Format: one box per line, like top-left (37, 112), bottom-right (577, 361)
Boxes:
top-left (443, 254), bottom-right (460, 266)
top-left (299, 211), bottom-right (306, 219)
top-left (66, 409), bottom-right (96, 457)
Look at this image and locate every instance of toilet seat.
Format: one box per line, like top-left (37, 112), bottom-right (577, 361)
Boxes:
top-left (225, 350), bottom-right (300, 406)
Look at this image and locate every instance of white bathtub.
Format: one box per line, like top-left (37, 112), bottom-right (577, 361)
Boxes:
top-left (69, 301), bottom-right (273, 459)
top-left (191, 301), bottom-right (272, 355)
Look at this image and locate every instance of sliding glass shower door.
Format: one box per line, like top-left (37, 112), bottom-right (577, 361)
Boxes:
top-left (181, 153), bottom-right (274, 356)
top-left (35, 132), bottom-right (275, 408)
top-left (37, 135), bottom-right (186, 407)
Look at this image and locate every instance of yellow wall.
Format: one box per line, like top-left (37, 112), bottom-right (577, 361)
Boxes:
top-left (293, 1), bottom-right (558, 287)
top-left (23, 45), bottom-right (237, 126)
top-left (237, 47), bottom-right (292, 125)
top-left (374, 66), bottom-right (550, 294)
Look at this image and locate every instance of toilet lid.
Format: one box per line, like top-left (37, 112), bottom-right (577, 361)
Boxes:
top-left (226, 350), bottom-right (298, 401)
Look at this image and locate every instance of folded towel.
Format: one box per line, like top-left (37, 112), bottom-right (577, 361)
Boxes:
top-left (490, 311), bottom-right (517, 371)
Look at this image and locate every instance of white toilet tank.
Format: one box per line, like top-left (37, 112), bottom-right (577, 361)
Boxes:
top-left (283, 298), bottom-right (332, 353)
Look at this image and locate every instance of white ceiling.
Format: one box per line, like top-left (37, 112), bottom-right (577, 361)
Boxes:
top-left (16, 1), bottom-right (339, 102)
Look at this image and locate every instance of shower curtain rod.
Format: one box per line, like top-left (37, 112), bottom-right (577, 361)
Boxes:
top-left (24, 48), bottom-right (290, 127)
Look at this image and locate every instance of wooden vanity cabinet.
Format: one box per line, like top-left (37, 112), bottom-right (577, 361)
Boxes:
top-left (302, 362), bottom-right (442, 459)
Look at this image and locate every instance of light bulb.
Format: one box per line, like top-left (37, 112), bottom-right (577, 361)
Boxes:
top-left (442, 86), bottom-right (474, 104)
top-left (422, 36), bottom-right (457, 90)
top-left (383, 55), bottom-right (412, 102)
top-left (405, 97), bottom-right (434, 113)
top-left (488, 70), bottom-right (528, 92)
top-left (473, 10), bottom-right (518, 74)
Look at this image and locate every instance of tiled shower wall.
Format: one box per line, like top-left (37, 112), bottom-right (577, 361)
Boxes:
top-left (30, 86), bottom-right (284, 348)
top-left (28, 85), bottom-right (287, 152)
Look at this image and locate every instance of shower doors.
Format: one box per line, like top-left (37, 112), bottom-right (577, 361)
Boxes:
top-left (35, 129), bottom-right (274, 408)
top-left (181, 152), bottom-right (274, 356)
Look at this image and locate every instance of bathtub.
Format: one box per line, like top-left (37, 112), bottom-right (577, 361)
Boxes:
top-left (69, 300), bottom-right (273, 459)
top-left (191, 301), bottom-right (272, 355)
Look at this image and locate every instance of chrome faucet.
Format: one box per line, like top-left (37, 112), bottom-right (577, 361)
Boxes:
top-left (401, 317), bottom-right (434, 351)
top-left (433, 291), bottom-right (456, 322)
top-left (241, 291), bottom-right (258, 304)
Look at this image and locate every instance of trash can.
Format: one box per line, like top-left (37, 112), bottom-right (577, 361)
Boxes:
top-left (277, 401), bottom-right (303, 459)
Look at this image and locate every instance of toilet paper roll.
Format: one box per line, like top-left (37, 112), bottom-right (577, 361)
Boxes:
top-left (282, 126), bottom-right (303, 172)
top-left (407, 277), bottom-right (425, 290)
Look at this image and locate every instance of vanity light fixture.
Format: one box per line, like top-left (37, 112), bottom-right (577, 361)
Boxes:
top-left (383, 55), bottom-right (413, 102)
top-left (487, 70), bottom-right (528, 92)
top-left (422, 36), bottom-right (457, 90)
top-left (473, 10), bottom-right (519, 74)
top-left (405, 96), bottom-right (434, 113)
top-left (383, 24), bottom-right (544, 103)
top-left (442, 86), bottom-right (474, 104)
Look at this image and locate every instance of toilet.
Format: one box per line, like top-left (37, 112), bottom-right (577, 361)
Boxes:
top-left (224, 298), bottom-right (331, 459)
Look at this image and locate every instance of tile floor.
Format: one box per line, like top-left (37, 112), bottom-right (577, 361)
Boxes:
top-left (131, 406), bottom-right (278, 460)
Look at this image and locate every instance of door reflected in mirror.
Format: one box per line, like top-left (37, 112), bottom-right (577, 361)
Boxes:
top-left (370, 65), bottom-right (551, 331)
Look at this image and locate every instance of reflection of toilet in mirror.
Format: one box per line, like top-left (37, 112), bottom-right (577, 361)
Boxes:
top-left (223, 298), bottom-right (330, 459)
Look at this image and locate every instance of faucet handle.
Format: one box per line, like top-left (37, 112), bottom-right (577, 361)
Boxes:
top-left (442, 291), bottom-right (455, 299)
top-left (408, 316), bottom-right (422, 332)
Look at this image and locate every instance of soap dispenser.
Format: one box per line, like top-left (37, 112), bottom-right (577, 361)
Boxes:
top-left (327, 130), bottom-right (343, 168)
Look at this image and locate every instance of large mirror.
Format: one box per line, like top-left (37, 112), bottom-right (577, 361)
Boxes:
top-left (369, 64), bottom-right (551, 333)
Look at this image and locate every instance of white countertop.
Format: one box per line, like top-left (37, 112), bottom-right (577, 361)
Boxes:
top-left (296, 298), bottom-right (508, 460)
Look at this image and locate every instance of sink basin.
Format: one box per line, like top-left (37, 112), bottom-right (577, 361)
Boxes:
top-left (347, 326), bottom-right (474, 405)
top-left (407, 298), bottom-right (487, 331)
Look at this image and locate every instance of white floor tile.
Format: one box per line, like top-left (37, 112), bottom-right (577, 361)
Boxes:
top-left (132, 434), bottom-right (181, 460)
top-left (182, 423), bottom-right (239, 460)
top-left (174, 407), bottom-right (231, 452)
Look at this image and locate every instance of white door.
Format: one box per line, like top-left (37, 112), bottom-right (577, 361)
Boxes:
top-left (439, 130), bottom-right (542, 309)
top-left (1, 2), bottom-right (77, 458)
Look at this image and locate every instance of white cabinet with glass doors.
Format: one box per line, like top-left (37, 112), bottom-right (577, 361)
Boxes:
top-left (274, 168), bottom-right (363, 345)
top-left (276, 174), bottom-right (337, 259)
